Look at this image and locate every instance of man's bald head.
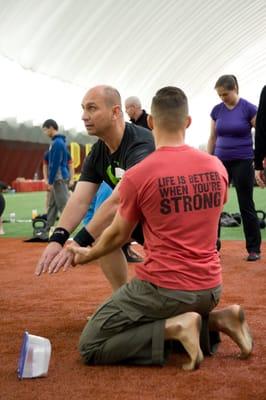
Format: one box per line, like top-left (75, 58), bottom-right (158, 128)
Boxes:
top-left (125, 96), bottom-right (143, 119)
top-left (125, 96), bottom-right (142, 108)
top-left (81, 85), bottom-right (124, 138)
top-left (86, 85), bottom-right (122, 108)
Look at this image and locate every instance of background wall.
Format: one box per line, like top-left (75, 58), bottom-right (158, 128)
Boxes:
top-left (0, 120), bottom-right (92, 185)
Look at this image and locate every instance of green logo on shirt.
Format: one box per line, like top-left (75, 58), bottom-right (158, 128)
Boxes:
top-left (106, 165), bottom-right (120, 186)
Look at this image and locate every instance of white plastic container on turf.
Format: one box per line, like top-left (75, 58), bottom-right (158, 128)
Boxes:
top-left (17, 331), bottom-right (51, 379)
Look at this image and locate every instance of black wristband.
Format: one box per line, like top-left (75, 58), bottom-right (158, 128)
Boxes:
top-left (73, 227), bottom-right (95, 247)
top-left (49, 227), bottom-right (70, 246)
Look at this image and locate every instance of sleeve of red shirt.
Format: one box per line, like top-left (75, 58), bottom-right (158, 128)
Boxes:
top-left (118, 174), bottom-right (142, 224)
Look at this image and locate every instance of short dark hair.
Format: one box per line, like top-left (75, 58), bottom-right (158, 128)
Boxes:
top-left (42, 119), bottom-right (59, 130)
top-left (151, 86), bottom-right (188, 131)
top-left (215, 75), bottom-right (239, 93)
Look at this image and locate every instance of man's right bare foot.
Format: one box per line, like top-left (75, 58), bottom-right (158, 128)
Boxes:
top-left (210, 304), bottom-right (253, 359)
top-left (165, 312), bottom-right (204, 371)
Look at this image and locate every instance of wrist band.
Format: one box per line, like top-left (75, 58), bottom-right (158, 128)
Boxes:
top-left (73, 227), bottom-right (95, 247)
top-left (49, 227), bottom-right (70, 246)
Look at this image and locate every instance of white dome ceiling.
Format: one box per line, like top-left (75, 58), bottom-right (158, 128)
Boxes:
top-left (0, 0), bottom-right (265, 146)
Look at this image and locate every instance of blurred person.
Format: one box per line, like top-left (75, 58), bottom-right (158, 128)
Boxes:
top-left (207, 75), bottom-right (261, 261)
top-left (35, 85), bottom-right (155, 290)
top-left (42, 149), bottom-right (74, 218)
top-left (82, 181), bottom-right (113, 225)
top-left (83, 181), bottom-right (143, 263)
top-left (254, 86), bottom-right (266, 187)
top-left (125, 96), bottom-right (150, 130)
top-left (67, 86), bottom-right (252, 370)
top-left (124, 95), bottom-right (151, 261)
top-left (42, 119), bottom-right (71, 233)
top-left (0, 181), bottom-right (7, 235)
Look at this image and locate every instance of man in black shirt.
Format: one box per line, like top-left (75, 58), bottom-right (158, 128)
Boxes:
top-left (35, 85), bottom-right (155, 290)
top-left (125, 96), bottom-right (150, 130)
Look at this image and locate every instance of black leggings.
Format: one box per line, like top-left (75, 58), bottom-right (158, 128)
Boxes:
top-left (0, 193), bottom-right (5, 217)
top-left (220, 159), bottom-right (261, 254)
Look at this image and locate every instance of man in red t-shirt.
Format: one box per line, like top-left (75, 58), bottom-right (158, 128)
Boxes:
top-left (68, 86), bottom-right (253, 370)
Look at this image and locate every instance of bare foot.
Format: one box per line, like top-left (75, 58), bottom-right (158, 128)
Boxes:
top-left (210, 304), bottom-right (253, 359)
top-left (165, 312), bottom-right (203, 371)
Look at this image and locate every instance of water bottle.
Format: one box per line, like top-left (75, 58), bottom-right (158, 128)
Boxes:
top-left (32, 209), bottom-right (38, 220)
top-left (9, 212), bottom-right (16, 223)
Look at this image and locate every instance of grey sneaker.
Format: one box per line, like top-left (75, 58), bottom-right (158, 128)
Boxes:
top-left (246, 253), bottom-right (261, 261)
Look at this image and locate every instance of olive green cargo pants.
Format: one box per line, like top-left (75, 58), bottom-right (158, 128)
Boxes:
top-left (79, 278), bottom-right (221, 365)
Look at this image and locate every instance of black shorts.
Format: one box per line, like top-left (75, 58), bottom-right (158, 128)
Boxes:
top-left (131, 223), bottom-right (144, 245)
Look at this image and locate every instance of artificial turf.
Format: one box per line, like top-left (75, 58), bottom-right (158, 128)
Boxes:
top-left (1, 187), bottom-right (266, 240)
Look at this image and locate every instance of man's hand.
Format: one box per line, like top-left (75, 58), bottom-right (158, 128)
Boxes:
top-left (35, 241), bottom-right (81, 276)
top-left (35, 241), bottom-right (63, 275)
top-left (67, 244), bottom-right (93, 265)
top-left (255, 170), bottom-right (266, 188)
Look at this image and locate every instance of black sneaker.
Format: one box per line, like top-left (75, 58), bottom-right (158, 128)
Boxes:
top-left (122, 244), bottom-right (143, 263)
top-left (246, 252), bottom-right (261, 261)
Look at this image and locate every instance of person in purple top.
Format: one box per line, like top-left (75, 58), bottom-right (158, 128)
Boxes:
top-left (207, 75), bottom-right (261, 261)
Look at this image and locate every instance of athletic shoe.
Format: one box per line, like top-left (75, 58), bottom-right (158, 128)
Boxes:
top-left (246, 252), bottom-right (261, 261)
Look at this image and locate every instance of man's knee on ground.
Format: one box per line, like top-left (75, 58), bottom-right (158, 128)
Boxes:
top-left (78, 320), bottom-right (101, 363)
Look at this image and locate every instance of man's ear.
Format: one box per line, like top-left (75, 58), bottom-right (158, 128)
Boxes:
top-left (185, 115), bottom-right (192, 129)
top-left (112, 105), bottom-right (123, 120)
top-left (147, 114), bottom-right (153, 130)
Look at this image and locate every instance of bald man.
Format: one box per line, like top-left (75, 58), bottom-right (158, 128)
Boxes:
top-left (125, 96), bottom-right (150, 130)
top-left (35, 85), bottom-right (155, 290)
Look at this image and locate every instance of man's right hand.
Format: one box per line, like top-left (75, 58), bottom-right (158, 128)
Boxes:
top-left (35, 241), bottom-right (80, 276)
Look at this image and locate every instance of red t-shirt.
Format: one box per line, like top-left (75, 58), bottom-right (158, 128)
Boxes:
top-left (118, 145), bottom-right (228, 291)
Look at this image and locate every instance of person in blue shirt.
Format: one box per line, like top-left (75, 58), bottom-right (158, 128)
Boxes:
top-left (42, 119), bottom-right (70, 232)
top-left (83, 181), bottom-right (142, 263)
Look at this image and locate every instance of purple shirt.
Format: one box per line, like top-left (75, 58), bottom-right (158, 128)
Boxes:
top-left (211, 98), bottom-right (257, 161)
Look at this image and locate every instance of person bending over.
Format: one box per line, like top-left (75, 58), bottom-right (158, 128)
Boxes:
top-left (35, 85), bottom-right (155, 291)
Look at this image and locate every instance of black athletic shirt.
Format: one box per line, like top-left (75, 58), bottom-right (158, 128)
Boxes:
top-left (79, 122), bottom-right (155, 189)
top-left (130, 109), bottom-right (150, 130)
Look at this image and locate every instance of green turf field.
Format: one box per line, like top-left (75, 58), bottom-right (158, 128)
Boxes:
top-left (1, 187), bottom-right (266, 239)
top-left (221, 186), bottom-right (266, 240)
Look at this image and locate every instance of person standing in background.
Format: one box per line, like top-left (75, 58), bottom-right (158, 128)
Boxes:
top-left (0, 181), bottom-right (7, 235)
top-left (42, 119), bottom-right (70, 233)
top-left (207, 75), bottom-right (261, 261)
top-left (254, 86), bottom-right (266, 188)
top-left (124, 95), bottom-right (151, 261)
top-left (125, 96), bottom-right (150, 130)
top-left (42, 149), bottom-right (74, 219)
